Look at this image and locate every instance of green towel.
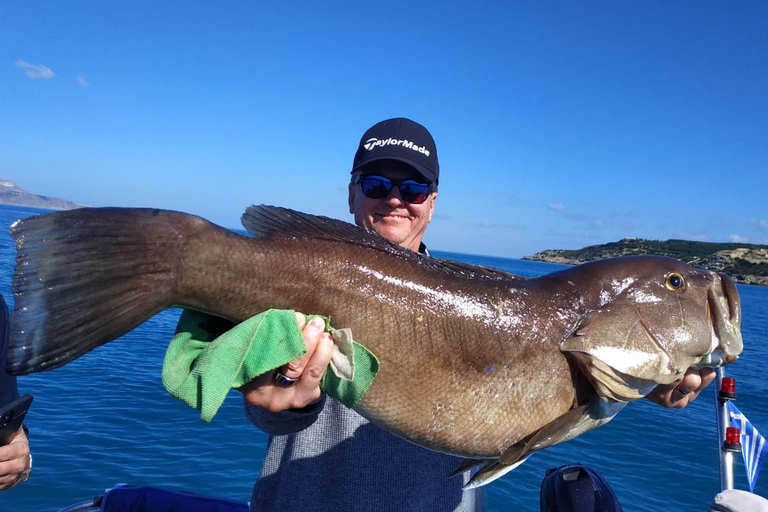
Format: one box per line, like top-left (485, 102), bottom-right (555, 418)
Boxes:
top-left (162, 309), bottom-right (379, 422)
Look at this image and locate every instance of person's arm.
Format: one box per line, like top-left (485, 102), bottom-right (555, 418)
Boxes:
top-left (244, 396), bottom-right (327, 436)
top-left (645, 367), bottom-right (716, 409)
top-left (0, 293), bottom-right (20, 408)
top-left (0, 356), bottom-right (19, 408)
top-left (0, 294), bottom-right (32, 490)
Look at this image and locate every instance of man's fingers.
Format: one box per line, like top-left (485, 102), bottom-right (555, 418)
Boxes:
top-left (300, 332), bottom-right (335, 385)
top-left (239, 313), bottom-right (334, 411)
top-left (275, 315), bottom-right (329, 387)
top-left (678, 367), bottom-right (714, 396)
top-left (292, 331), bottom-right (334, 403)
top-left (699, 367), bottom-right (716, 388)
top-left (278, 314), bottom-right (324, 380)
top-left (679, 369), bottom-right (702, 393)
top-left (0, 438), bottom-right (30, 490)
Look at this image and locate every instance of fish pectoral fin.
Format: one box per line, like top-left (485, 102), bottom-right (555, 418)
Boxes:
top-left (500, 404), bottom-right (593, 467)
top-left (463, 456), bottom-right (531, 489)
top-left (450, 458), bottom-right (484, 478)
top-left (465, 404), bottom-right (599, 489)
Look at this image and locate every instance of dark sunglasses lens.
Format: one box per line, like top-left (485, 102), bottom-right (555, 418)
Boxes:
top-left (399, 181), bottom-right (430, 204)
top-left (360, 176), bottom-right (393, 199)
top-left (359, 175), bottom-right (431, 204)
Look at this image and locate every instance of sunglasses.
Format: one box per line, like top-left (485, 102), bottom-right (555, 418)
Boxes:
top-left (353, 175), bottom-right (435, 204)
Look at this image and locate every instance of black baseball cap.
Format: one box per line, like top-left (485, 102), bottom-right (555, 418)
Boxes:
top-left (351, 118), bottom-right (439, 184)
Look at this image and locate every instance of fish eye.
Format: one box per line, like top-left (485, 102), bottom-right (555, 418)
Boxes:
top-left (665, 272), bottom-right (685, 290)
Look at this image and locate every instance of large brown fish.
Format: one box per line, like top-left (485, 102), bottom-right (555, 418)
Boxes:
top-left (8, 206), bottom-right (742, 486)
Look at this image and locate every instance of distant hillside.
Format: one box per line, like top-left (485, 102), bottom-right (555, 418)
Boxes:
top-left (0, 180), bottom-right (85, 210)
top-left (524, 238), bottom-right (768, 286)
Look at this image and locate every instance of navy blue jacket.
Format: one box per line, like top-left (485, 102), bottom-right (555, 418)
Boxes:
top-left (0, 294), bottom-right (19, 408)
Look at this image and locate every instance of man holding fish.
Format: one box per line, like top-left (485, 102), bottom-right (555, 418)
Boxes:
top-left (8, 118), bottom-right (733, 510)
top-left (226, 118), bottom-right (715, 511)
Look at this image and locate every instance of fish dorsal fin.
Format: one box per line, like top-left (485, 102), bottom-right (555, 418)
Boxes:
top-left (242, 206), bottom-right (527, 282)
top-left (437, 261), bottom-right (529, 281)
top-left (241, 205), bottom-right (411, 258)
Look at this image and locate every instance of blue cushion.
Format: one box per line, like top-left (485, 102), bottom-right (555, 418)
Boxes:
top-left (101, 485), bottom-right (249, 512)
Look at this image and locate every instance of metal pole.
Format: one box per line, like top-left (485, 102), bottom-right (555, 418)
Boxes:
top-left (715, 366), bottom-right (735, 491)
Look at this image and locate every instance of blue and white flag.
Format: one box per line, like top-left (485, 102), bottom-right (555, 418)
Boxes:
top-left (728, 402), bottom-right (768, 492)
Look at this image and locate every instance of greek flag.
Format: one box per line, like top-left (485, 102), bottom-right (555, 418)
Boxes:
top-left (728, 402), bottom-right (768, 492)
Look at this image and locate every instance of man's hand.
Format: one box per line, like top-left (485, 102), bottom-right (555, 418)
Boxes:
top-left (645, 367), bottom-right (716, 409)
top-left (238, 313), bottom-right (335, 412)
top-left (0, 428), bottom-right (30, 491)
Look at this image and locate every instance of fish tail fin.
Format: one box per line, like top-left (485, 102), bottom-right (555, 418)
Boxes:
top-left (9, 207), bottom-right (187, 375)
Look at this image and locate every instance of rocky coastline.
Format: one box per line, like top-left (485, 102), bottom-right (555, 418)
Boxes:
top-left (524, 238), bottom-right (768, 287)
top-left (0, 180), bottom-right (85, 210)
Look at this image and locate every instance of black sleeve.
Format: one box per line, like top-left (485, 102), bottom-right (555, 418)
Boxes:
top-left (0, 293), bottom-right (21, 408)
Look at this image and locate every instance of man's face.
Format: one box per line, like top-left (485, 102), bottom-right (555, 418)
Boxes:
top-left (348, 160), bottom-right (437, 252)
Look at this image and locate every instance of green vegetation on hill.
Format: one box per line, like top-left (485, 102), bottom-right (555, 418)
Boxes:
top-left (532, 238), bottom-right (767, 261)
top-left (524, 238), bottom-right (768, 286)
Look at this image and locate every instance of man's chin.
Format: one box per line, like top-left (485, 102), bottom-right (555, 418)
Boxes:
top-left (371, 223), bottom-right (408, 243)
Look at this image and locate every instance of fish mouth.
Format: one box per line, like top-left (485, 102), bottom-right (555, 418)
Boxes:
top-left (696, 272), bottom-right (742, 368)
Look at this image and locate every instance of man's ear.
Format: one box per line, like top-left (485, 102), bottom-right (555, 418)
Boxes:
top-left (348, 184), bottom-right (356, 214)
top-left (427, 192), bottom-right (437, 222)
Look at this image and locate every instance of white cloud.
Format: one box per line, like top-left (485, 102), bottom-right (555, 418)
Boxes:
top-left (730, 234), bottom-right (749, 243)
top-left (15, 60), bottom-right (54, 79)
top-left (76, 74), bottom-right (90, 87)
top-left (751, 219), bottom-right (768, 230)
top-left (548, 203), bottom-right (566, 210)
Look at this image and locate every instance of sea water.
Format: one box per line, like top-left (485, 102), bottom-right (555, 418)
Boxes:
top-left (0, 205), bottom-right (766, 511)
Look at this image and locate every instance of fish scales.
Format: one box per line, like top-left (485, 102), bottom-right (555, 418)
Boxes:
top-left (173, 219), bottom-right (581, 457)
top-left (8, 205), bottom-right (743, 485)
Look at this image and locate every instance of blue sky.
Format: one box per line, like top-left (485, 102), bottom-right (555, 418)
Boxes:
top-left (2, 2), bottom-right (766, 258)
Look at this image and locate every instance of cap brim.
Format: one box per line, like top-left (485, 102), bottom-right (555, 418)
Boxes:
top-left (351, 156), bottom-right (437, 183)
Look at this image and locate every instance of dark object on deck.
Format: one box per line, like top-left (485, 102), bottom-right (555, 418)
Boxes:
top-left (58, 484), bottom-right (249, 512)
top-left (540, 462), bottom-right (623, 512)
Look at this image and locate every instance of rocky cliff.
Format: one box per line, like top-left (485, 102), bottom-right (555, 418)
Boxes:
top-left (524, 238), bottom-right (768, 286)
top-left (0, 180), bottom-right (85, 210)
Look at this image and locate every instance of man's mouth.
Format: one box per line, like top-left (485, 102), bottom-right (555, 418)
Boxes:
top-left (375, 213), bottom-right (409, 221)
